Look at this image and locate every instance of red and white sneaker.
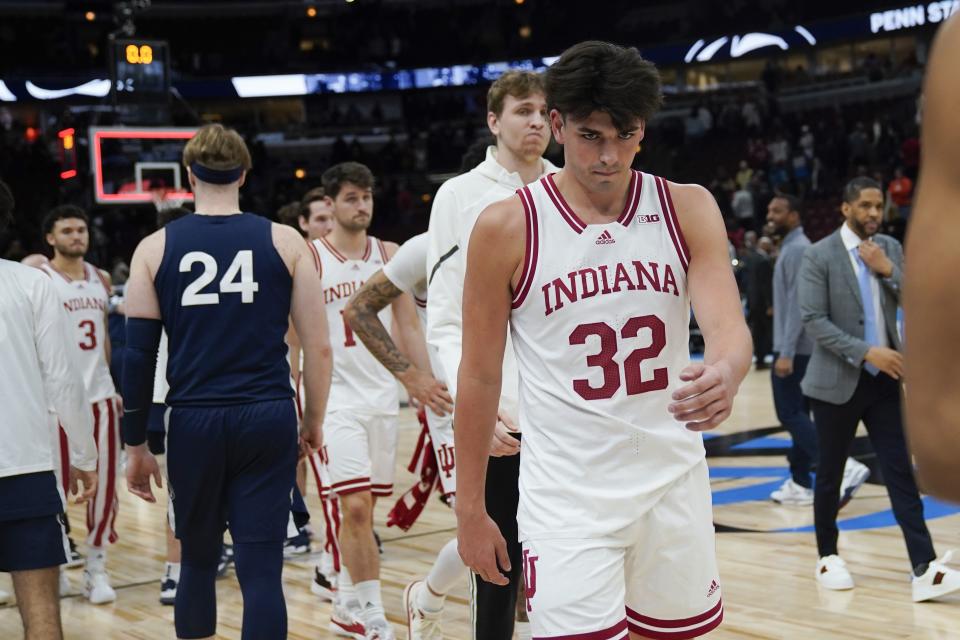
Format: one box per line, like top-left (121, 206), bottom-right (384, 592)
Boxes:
top-left (404, 580), bottom-right (443, 640)
top-left (330, 600), bottom-right (366, 639)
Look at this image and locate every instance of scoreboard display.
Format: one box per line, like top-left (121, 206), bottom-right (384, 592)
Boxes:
top-left (110, 39), bottom-right (170, 103)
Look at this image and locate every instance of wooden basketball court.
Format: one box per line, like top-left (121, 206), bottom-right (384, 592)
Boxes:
top-left (2, 370), bottom-right (959, 638)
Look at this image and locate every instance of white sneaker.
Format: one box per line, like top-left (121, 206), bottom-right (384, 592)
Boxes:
top-left (404, 580), bottom-right (443, 640)
top-left (311, 565), bottom-right (338, 601)
top-left (364, 620), bottom-right (396, 640)
top-left (816, 555), bottom-right (855, 590)
top-left (770, 479), bottom-right (814, 506)
top-left (912, 551), bottom-right (960, 602)
top-left (839, 458), bottom-right (870, 509)
top-left (330, 600), bottom-right (366, 639)
top-left (83, 570), bottom-right (116, 604)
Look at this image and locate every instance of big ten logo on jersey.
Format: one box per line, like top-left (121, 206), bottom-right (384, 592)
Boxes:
top-left (179, 250), bottom-right (259, 306)
top-left (636, 213), bottom-right (660, 224)
top-left (437, 443), bottom-right (455, 479)
top-left (522, 549), bottom-right (539, 612)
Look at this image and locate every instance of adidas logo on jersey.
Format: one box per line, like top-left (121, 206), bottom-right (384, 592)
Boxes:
top-left (707, 579), bottom-right (720, 598)
top-left (636, 214), bottom-right (661, 224)
top-left (595, 230), bottom-right (616, 245)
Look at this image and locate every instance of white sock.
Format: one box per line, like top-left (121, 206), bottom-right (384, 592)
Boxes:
top-left (355, 579), bottom-right (386, 623)
top-left (86, 546), bottom-right (107, 572)
top-left (164, 562), bottom-right (181, 582)
top-left (515, 620), bottom-right (532, 640)
top-left (421, 538), bottom-right (463, 610)
top-left (339, 566), bottom-right (356, 606)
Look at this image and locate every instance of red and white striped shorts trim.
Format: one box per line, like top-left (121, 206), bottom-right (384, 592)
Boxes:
top-left (533, 619), bottom-right (628, 640)
top-left (626, 600), bottom-right (723, 639)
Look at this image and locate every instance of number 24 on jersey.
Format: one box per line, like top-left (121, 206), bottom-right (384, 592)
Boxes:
top-left (179, 250), bottom-right (259, 307)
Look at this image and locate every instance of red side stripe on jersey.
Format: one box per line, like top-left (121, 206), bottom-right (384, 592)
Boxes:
top-left (319, 236), bottom-right (348, 263)
top-left (543, 174), bottom-right (586, 234)
top-left (414, 296), bottom-right (427, 308)
top-left (532, 619), bottom-right (628, 640)
top-left (660, 177), bottom-right (691, 267)
top-left (88, 262), bottom-right (111, 293)
top-left (619, 171), bottom-right (644, 227)
top-left (626, 601), bottom-right (723, 639)
top-left (91, 400), bottom-right (117, 547)
top-left (655, 176), bottom-right (689, 272)
top-left (376, 238), bottom-right (388, 262)
top-left (361, 238), bottom-right (372, 262)
top-left (512, 186), bottom-right (539, 309)
top-left (307, 241), bottom-right (322, 274)
top-left (626, 600), bottom-right (722, 629)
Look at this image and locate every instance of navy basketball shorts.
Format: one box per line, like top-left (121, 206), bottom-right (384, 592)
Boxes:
top-left (0, 471), bottom-right (68, 571)
top-left (166, 398), bottom-right (299, 544)
top-left (147, 402), bottom-right (168, 455)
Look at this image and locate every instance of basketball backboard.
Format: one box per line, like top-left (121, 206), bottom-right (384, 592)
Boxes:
top-left (89, 127), bottom-right (197, 204)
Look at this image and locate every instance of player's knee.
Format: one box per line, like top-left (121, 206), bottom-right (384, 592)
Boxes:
top-left (180, 535), bottom-right (222, 570)
top-left (339, 491), bottom-right (373, 528)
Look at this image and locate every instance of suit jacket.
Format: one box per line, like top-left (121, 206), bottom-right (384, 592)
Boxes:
top-left (798, 229), bottom-right (903, 404)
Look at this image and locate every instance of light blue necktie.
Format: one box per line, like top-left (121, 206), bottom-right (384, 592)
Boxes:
top-left (853, 247), bottom-right (880, 375)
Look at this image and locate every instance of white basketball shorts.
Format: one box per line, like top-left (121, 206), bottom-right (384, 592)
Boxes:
top-left (521, 460), bottom-right (722, 639)
top-left (323, 410), bottom-right (398, 497)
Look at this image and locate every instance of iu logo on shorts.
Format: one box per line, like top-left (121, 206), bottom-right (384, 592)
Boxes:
top-left (522, 549), bottom-right (539, 612)
top-left (437, 443), bottom-right (455, 479)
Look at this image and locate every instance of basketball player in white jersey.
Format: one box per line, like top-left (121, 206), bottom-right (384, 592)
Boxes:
top-left (426, 69), bottom-right (556, 640)
top-left (39, 204), bottom-right (123, 605)
top-left (456, 41), bottom-right (752, 639)
top-left (0, 180), bottom-right (98, 638)
top-left (313, 161), bottom-right (419, 640)
top-left (344, 231), bottom-right (457, 639)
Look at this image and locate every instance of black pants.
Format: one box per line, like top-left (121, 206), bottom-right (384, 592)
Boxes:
top-left (810, 371), bottom-right (936, 568)
top-left (749, 313), bottom-right (772, 366)
top-left (472, 449), bottom-right (523, 640)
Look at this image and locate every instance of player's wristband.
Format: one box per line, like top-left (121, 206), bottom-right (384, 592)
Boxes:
top-left (121, 317), bottom-right (162, 446)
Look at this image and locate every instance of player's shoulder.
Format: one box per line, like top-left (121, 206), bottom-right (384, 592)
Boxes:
top-left (0, 258), bottom-right (47, 285)
top-left (474, 193), bottom-right (525, 240)
top-left (660, 180), bottom-right (717, 217)
top-left (381, 239), bottom-right (400, 260)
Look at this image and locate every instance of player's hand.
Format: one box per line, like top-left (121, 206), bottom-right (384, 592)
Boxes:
top-left (299, 421), bottom-right (323, 460)
top-left (69, 466), bottom-right (98, 504)
top-left (490, 411), bottom-right (521, 457)
top-left (398, 368), bottom-right (454, 416)
top-left (455, 506), bottom-right (510, 586)
top-left (125, 445), bottom-right (163, 503)
top-left (668, 363), bottom-right (736, 431)
top-left (774, 356), bottom-right (794, 378)
top-left (858, 240), bottom-right (893, 277)
top-left (865, 347), bottom-right (904, 379)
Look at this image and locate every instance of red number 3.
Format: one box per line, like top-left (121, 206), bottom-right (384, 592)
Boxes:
top-left (78, 319), bottom-right (97, 351)
top-left (568, 315), bottom-right (668, 401)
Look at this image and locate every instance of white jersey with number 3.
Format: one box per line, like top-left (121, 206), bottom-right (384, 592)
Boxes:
top-left (40, 262), bottom-right (116, 403)
top-left (314, 235), bottom-right (398, 416)
top-left (509, 171), bottom-right (706, 541)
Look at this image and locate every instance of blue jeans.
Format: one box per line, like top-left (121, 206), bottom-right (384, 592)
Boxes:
top-left (771, 353), bottom-right (818, 488)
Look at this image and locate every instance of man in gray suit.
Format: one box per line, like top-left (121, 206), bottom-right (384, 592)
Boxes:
top-left (798, 177), bottom-right (959, 601)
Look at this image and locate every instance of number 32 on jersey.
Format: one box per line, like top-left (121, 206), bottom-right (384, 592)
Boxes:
top-left (179, 250), bottom-right (259, 306)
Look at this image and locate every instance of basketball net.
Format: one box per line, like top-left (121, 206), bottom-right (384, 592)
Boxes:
top-left (150, 187), bottom-right (185, 213)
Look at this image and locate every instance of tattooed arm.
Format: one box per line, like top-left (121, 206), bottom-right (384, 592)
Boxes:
top-left (344, 270), bottom-right (453, 415)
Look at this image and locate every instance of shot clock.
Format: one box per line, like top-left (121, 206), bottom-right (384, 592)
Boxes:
top-left (110, 38), bottom-right (170, 104)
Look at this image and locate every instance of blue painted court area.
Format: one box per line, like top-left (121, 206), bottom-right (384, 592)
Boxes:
top-left (709, 465), bottom-right (960, 530)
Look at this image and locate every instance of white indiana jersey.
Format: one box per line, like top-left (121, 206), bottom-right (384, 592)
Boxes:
top-left (509, 171), bottom-right (705, 541)
top-left (314, 235), bottom-right (399, 415)
top-left (40, 262), bottom-right (116, 403)
top-left (382, 232), bottom-right (428, 327)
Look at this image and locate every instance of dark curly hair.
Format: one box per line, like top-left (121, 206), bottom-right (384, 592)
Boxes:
top-left (545, 41), bottom-right (663, 131)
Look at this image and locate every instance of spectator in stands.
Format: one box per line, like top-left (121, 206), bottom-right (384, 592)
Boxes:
top-left (732, 184), bottom-right (755, 231)
top-left (848, 122), bottom-right (870, 168)
top-left (888, 167), bottom-right (913, 220)
top-left (736, 160), bottom-right (753, 190)
top-left (768, 132), bottom-right (790, 166)
top-left (799, 125), bottom-right (815, 159)
top-left (900, 128), bottom-right (920, 180)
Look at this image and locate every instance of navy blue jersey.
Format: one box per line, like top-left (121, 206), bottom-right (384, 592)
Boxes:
top-left (155, 213), bottom-right (294, 406)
